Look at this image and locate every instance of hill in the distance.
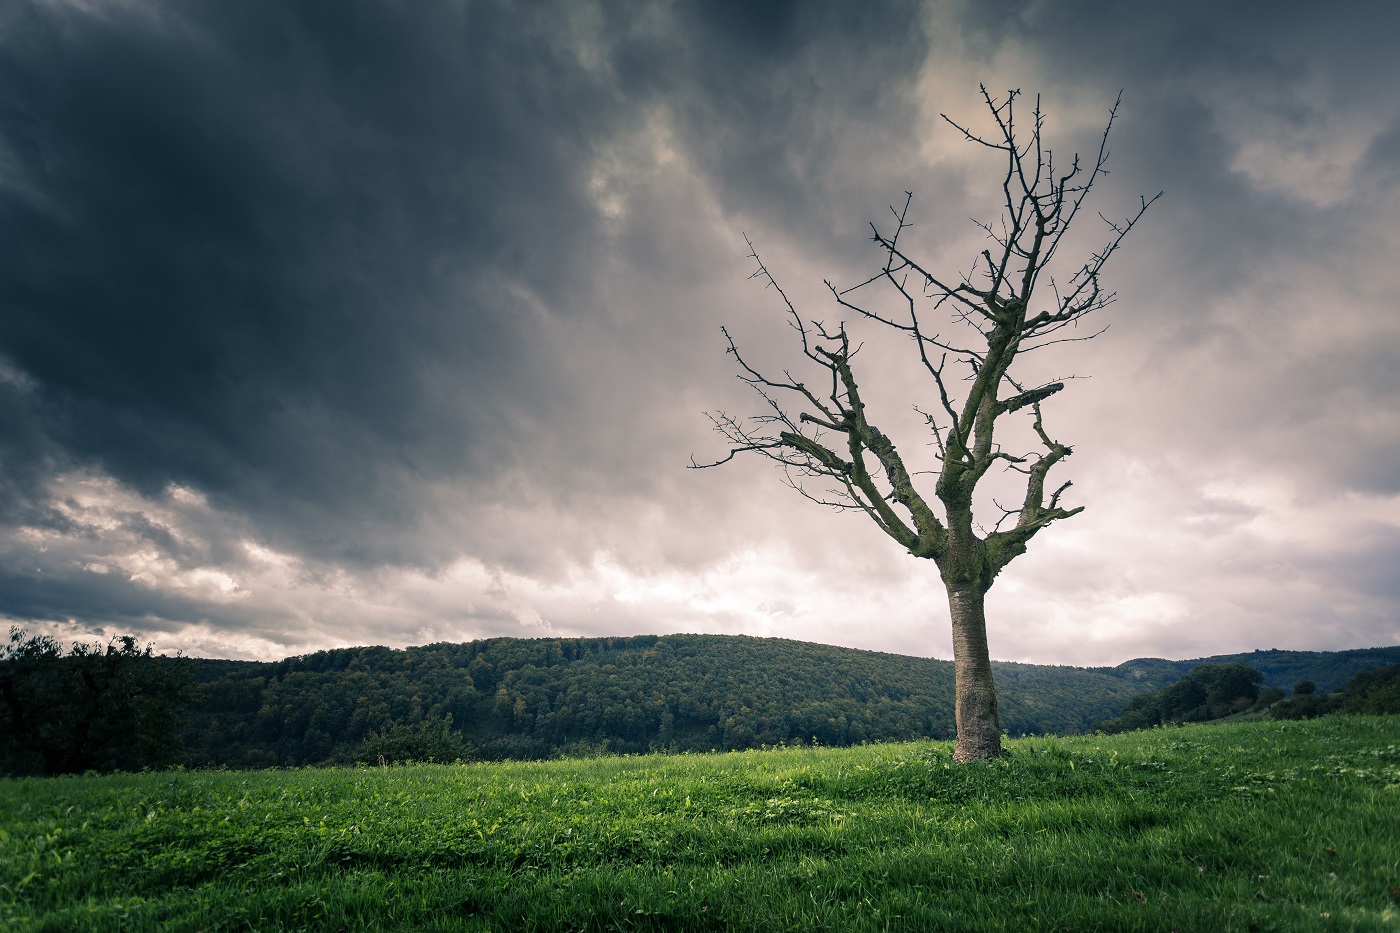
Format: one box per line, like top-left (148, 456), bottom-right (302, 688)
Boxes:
top-left (1104, 646), bottom-right (1400, 693)
top-left (179, 634), bottom-right (1400, 768)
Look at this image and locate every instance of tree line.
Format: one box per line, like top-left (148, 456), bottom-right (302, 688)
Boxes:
top-left (0, 627), bottom-right (195, 775)
top-left (1094, 661), bottom-right (1400, 733)
top-left (178, 634), bottom-right (1154, 768)
top-left (5, 628), bottom-right (1398, 774)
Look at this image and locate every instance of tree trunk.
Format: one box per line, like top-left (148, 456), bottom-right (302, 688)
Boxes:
top-left (947, 584), bottom-right (1002, 761)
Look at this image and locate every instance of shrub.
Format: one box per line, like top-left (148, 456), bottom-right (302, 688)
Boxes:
top-left (1269, 692), bottom-right (1343, 721)
top-left (0, 627), bottom-right (195, 775)
top-left (1341, 664), bottom-right (1400, 715)
top-left (1096, 663), bottom-right (1262, 733)
top-left (357, 715), bottom-right (474, 765)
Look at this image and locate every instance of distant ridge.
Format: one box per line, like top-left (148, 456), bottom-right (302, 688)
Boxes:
top-left (1104, 645), bottom-right (1400, 694)
top-left (178, 634), bottom-right (1399, 768)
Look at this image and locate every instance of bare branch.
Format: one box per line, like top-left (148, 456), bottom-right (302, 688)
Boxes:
top-left (695, 85), bottom-right (1152, 606)
top-left (693, 85), bottom-right (1155, 763)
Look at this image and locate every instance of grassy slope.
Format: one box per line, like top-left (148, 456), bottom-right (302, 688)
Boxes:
top-left (3, 717), bottom-right (1398, 932)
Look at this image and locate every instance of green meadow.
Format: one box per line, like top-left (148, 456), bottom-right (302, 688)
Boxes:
top-left (2, 717), bottom-right (1398, 931)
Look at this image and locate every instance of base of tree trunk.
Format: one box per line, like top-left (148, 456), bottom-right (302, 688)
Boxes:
top-left (948, 584), bottom-right (1003, 762)
top-left (953, 725), bottom-right (1003, 762)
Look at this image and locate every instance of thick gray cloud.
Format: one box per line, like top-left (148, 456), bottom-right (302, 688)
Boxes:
top-left (2, 1), bottom-right (626, 550)
top-left (1, 0), bottom-right (1397, 663)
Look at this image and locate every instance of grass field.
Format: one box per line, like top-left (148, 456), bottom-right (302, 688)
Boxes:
top-left (2, 717), bottom-right (1398, 931)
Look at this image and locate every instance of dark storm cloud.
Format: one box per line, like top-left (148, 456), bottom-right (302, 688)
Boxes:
top-left (0, 0), bottom-right (933, 572)
top-left (950, 0), bottom-right (1400, 286)
top-left (663, 0), bottom-right (929, 252)
top-left (2, 0), bottom-right (1398, 661)
top-left (0, 374), bottom-right (58, 526)
top-left (0, 0), bottom-right (633, 565)
top-left (934, 0), bottom-right (1400, 503)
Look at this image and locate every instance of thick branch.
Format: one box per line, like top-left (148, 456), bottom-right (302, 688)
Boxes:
top-left (696, 85), bottom-right (1152, 591)
top-left (984, 401), bottom-right (1083, 575)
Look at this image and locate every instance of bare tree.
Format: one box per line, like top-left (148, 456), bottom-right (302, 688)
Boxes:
top-left (693, 87), bottom-right (1158, 761)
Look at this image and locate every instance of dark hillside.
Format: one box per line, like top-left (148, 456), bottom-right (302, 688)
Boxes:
top-left (1105, 646), bottom-right (1400, 693)
top-left (182, 634), bottom-right (1148, 766)
top-left (176, 634), bottom-right (1400, 768)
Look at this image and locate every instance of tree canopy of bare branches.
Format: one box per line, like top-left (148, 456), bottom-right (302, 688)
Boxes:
top-left (694, 87), bottom-right (1158, 761)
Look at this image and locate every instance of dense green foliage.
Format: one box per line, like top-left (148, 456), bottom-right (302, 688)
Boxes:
top-left (1342, 664), bottom-right (1400, 714)
top-left (1095, 663), bottom-right (1266, 733)
top-left (1106, 646), bottom-right (1400, 694)
top-left (0, 629), bottom-right (195, 776)
top-left (3, 717), bottom-right (1398, 931)
top-left (7, 627), bottom-right (1394, 774)
top-left (179, 635), bottom-right (1164, 767)
top-left (1272, 664), bottom-right (1400, 721)
top-left (184, 645), bottom-right (477, 769)
top-left (1271, 692), bottom-right (1345, 721)
top-left (1098, 662), bottom-right (1400, 732)
top-left (356, 716), bottom-right (474, 765)
top-left (177, 636), bottom-right (1400, 768)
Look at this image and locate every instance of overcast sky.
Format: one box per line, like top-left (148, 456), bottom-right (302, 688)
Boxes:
top-left (2, 0), bottom-right (1398, 666)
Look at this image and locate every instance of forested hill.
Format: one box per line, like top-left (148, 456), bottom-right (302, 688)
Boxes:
top-left (1103, 646), bottom-right (1400, 694)
top-left (180, 635), bottom-right (1400, 768)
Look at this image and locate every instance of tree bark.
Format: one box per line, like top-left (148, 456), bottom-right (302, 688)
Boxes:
top-left (699, 90), bottom-right (1156, 763)
top-left (947, 584), bottom-right (1002, 761)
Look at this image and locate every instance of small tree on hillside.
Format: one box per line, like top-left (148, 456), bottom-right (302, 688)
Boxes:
top-left (357, 715), bottom-right (473, 765)
top-left (694, 88), bottom-right (1157, 761)
top-left (0, 627), bottom-right (195, 775)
